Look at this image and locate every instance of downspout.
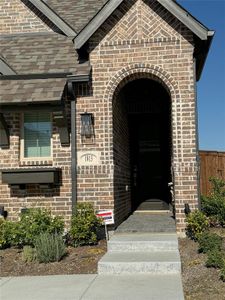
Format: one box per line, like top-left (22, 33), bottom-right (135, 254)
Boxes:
top-left (193, 58), bottom-right (201, 209)
top-left (67, 73), bottom-right (91, 214)
top-left (71, 96), bottom-right (77, 214)
top-left (68, 82), bottom-right (77, 214)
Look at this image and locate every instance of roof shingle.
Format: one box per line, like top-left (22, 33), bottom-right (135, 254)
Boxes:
top-left (0, 33), bottom-right (78, 74)
top-left (45, 0), bottom-right (108, 33)
top-left (0, 78), bottom-right (66, 104)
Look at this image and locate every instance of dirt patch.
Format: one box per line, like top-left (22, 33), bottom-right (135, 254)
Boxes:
top-left (179, 228), bottom-right (225, 300)
top-left (0, 240), bottom-right (107, 277)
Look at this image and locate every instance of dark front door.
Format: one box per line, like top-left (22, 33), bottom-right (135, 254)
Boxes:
top-left (129, 113), bottom-right (171, 210)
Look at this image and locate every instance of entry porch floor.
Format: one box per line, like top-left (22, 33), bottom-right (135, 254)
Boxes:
top-left (116, 211), bottom-right (176, 233)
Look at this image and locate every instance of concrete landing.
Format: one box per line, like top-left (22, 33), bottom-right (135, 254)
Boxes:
top-left (116, 212), bottom-right (176, 233)
top-left (136, 199), bottom-right (169, 211)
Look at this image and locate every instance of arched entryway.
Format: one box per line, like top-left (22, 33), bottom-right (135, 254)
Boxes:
top-left (113, 76), bottom-right (172, 219)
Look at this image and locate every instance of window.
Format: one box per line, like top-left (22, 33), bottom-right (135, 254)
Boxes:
top-left (22, 112), bottom-right (52, 158)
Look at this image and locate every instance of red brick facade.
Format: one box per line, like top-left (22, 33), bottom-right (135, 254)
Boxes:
top-left (75, 0), bottom-right (199, 232)
top-left (0, 0), bottom-right (212, 233)
top-left (0, 0), bottom-right (51, 34)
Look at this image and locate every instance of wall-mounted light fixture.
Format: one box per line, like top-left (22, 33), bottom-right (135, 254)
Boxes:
top-left (80, 112), bottom-right (94, 141)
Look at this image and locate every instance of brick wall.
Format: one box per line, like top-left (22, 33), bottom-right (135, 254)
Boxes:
top-left (75, 84), bottom-right (114, 214)
top-left (0, 0), bottom-right (199, 233)
top-left (74, 0), bottom-right (199, 232)
top-left (0, 0), bottom-right (52, 34)
top-left (0, 95), bottom-right (72, 223)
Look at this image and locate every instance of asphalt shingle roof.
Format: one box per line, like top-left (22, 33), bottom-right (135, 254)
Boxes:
top-left (0, 78), bottom-right (66, 103)
top-left (0, 33), bottom-right (78, 75)
top-left (45, 0), bottom-right (108, 33)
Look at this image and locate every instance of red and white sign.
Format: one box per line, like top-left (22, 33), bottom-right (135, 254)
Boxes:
top-left (96, 210), bottom-right (114, 225)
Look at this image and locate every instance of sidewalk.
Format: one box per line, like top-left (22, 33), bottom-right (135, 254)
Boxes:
top-left (1, 273), bottom-right (184, 300)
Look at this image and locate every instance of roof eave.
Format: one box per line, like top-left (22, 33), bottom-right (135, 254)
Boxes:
top-left (157, 0), bottom-right (209, 40)
top-left (0, 58), bottom-right (17, 75)
top-left (196, 31), bottom-right (215, 81)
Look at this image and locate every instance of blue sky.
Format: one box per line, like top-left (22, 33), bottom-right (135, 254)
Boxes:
top-left (177, 0), bottom-right (225, 151)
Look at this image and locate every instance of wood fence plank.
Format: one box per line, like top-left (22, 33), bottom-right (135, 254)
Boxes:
top-left (199, 151), bottom-right (225, 196)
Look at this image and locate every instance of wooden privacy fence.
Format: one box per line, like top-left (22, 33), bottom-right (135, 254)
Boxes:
top-left (199, 150), bottom-right (225, 196)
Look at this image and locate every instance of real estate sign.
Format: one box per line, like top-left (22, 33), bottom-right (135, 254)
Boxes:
top-left (96, 210), bottom-right (114, 225)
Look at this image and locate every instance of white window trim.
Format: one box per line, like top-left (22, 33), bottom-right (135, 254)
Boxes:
top-left (20, 112), bottom-right (53, 161)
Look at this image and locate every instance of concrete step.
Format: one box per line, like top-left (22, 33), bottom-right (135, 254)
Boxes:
top-left (98, 250), bottom-right (181, 274)
top-left (108, 233), bottom-right (178, 252)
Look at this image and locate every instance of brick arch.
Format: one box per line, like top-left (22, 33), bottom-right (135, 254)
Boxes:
top-left (104, 63), bottom-right (180, 103)
top-left (104, 63), bottom-right (182, 226)
top-left (104, 64), bottom-right (180, 160)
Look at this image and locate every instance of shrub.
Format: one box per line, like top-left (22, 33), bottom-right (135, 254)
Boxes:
top-left (198, 232), bottom-right (223, 253)
top-left (22, 246), bottom-right (36, 262)
top-left (35, 232), bottom-right (66, 263)
top-left (0, 220), bottom-right (25, 248)
top-left (186, 210), bottom-right (209, 240)
top-left (205, 250), bottom-right (225, 269)
top-left (19, 208), bottom-right (64, 246)
top-left (0, 219), bottom-right (7, 249)
top-left (69, 203), bottom-right (102, 247)
top-left (0, 219), bottom-right (8, 249)
top-left (220, 266), bottom-right (225, 281)
top-left (0, 209), bottom-right (64, 248)
top-left (201, 177), bottom-right (225, 227)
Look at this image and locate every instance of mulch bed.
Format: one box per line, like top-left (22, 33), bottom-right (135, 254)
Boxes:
top-left (179, 227), bottom-right (225, 300)
top-left (0, 240), bottom-right (107, 277)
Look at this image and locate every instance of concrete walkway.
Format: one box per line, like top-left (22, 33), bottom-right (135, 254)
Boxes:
top-left (1, 274), bottom-right (184, 300)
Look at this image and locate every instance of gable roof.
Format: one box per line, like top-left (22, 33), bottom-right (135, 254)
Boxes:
top-left (45, 0), bottom-right (108, 33)
top-left (74, 0), bottom-right (214, 49)
top-left (0, 0), bottom-right (214, 82)
top-left (158, 0), bottom-right (214, 39)
top-left (26, 0), bottom-right (77, 37)
top-left (70, 0), bottom-right (214, 80)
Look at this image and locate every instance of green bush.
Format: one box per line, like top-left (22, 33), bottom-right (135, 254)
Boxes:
top-left (205, 250), bottom-right (225, 269)
top-left (186, 210), bottom-right (209, 240)
top-left (201, 177), bottom-right (225, 227)
top-left (69, 203), bottom-right (102, 247)
top-left (0, 208), bottom-right (64, 248)
top-left (19, 208), bottom-right (64, 245)
top-left (0, 218), bottom-right (8, 249)
top-left (220, 266), bottom-right (225, 281)
top-left (22, 246), bottom-right (36, 262)
top-left (35, 232), bottom-right (66, 263)
top-left (198, 232), bottom-right (223, 253)
top-left (0, 220), bottom-right (25, 248)
top-left (0, 219), bottom-right (7, 248)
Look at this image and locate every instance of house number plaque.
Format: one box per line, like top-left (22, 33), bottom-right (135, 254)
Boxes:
top-left (77, 151), bottom-right (101, 166)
